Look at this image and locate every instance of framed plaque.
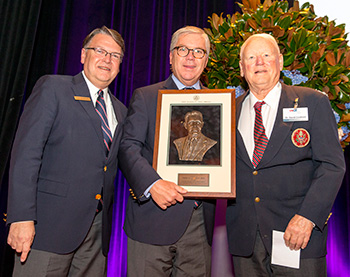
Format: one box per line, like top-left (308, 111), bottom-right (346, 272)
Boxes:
top-left (152, 89), bottom-right (236, 198)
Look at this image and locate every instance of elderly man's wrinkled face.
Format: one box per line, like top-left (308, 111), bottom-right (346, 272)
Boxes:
top-left (240, 37), bottom-right (283, 94)
top-left (184, 114), bottom-right (204, 138)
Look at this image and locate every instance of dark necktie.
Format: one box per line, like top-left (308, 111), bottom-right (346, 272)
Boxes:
top-left (183, 87), bottom-right (194, 90)
top-left (95, 90), bottom-right (113, 156)
top-left (252, 101), bottom-right (268, 168)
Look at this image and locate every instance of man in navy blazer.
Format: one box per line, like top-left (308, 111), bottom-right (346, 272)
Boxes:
top-left (7, 26), bottom-right (127, 276)
top-left (119, 26), bottom-right (216, 276)
top-left (226, 33), bottom-right (345, 276)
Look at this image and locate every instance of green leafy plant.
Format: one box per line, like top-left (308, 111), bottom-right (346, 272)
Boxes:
top-left (202, 0), bottom-right (350, 146)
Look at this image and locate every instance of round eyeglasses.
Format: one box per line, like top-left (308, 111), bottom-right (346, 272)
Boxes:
top-left (172, 46), bottom-right (206, 59)
top-left (85, 47), bottom-right (123, 61)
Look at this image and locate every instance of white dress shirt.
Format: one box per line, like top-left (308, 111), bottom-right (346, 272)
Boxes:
top-left (82, 71), bottom-right (118, 136)
top-left (238, 82), bottom-right (282, 162)
top-left (171, 74), bottom-right (201, 90)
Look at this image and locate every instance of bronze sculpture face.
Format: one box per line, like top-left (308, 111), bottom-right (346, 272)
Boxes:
top-left (173, 111), bottom-right (217, 161)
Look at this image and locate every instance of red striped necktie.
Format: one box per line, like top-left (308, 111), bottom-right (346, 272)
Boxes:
top-left (252, 101), bottom-right (268, 168)
top-left (95, 90), bottom-right (113, 156)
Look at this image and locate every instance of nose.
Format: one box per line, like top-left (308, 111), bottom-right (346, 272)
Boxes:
top-left (103, 53), bottom-right (112, 62)
top-left (256, 55), bottom-right (264, 65)
top-left (186, 50), bottom-right (195, 60)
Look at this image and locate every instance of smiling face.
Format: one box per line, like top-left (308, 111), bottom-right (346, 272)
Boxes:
top-left (240, 36), bottom-right (283, 99)
top-left (81, 33), bottom-right (122, 89)
top-left (170, 33), bottom-right (208, 87)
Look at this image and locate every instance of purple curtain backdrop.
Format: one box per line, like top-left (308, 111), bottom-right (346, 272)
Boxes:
top-left (1, 0), bottom-right (349, 276)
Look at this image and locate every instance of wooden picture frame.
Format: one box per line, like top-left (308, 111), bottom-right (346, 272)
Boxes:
top-left (152, 89), bottom-right (236, 198)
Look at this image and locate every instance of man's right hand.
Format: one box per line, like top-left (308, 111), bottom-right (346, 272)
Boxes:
top-left (7, 221), bottom-right (35, 262)
top-left (150, 180), bottom-right (188, 210)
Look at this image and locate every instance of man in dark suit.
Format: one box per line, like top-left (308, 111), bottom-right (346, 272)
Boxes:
top-left (119, 26), bottom-right (216, 276)
top-left (6, 26), bottom-right (127, 276)
top-left (226, 33), bottom-right (346, 276)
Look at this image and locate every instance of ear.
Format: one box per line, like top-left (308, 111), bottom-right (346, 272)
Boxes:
top-left (81, 48), bottom-right (86, 64)
top-left (169, 51), bottom-right (173, 65)
top-left (239, 61), bottom-right (244, 77)
top-left (204, 55), bottom-right (209, 67)
top-left (279, 53), bottom-right (284, 71)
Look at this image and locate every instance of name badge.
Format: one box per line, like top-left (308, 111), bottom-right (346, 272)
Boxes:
top-left (283, 107), bottom-right (308, 122)
top-left (74, 96), bottom-right (91, 101)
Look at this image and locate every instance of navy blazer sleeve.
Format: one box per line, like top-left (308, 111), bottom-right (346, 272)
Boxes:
top-left (7, 76), bottom-right (59, 223)
top-left (119, 85), bottom-right (161, 198)
top-left (296, 90), bottom-right (346, 228)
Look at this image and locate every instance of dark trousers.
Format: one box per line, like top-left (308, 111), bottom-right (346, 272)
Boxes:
top-left (127, 205), bottom-right (212, 277)
top-left (13, 211), bottom-right (106, 277)
top-left (232, 231), bottom-right (326, 277)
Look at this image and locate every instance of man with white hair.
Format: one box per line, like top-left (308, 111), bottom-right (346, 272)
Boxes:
top-left (226, 33), bottom-right (345, 276)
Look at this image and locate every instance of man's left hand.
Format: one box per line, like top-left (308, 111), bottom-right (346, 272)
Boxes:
top-left (283, 214), bottom-right (314, 250)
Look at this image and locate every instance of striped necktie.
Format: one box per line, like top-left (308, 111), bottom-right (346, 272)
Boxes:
top-left (252, 101), bottom-right (268, 168)
top-left (95, 90), bottom-right (113, 156)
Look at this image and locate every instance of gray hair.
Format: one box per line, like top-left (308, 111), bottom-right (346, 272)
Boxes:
top-left (82, 26), bottom-right (125, 58)
top-left (170, 26), bottom-right (210, 55)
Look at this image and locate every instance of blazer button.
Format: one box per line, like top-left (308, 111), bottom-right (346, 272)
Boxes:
top-left (252, 170), bottom-right (258, 175)
top-left (255, 197), bottom-right (260, 203)
top-left (104, 166), bottom-right (107, 172)
top-left (95, 194), bottom-right (102, 200)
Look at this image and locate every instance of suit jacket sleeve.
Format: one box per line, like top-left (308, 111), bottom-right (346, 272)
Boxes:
top-left (119, 87), bottom-right (160, 198)
top-left (7, 76), bottom-right (58, 224)
top-left (297, 92), bottom-right (345, 228)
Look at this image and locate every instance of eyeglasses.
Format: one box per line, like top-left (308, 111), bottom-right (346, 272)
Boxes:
top-left (85, 47), bottom-right (123, 61)
top-left (172, 46), bottom-right (206, 59)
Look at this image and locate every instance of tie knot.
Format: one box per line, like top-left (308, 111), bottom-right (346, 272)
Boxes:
top-left (183, 87), bottom-right (194, 90)
top-left (98, 90), bottom-right (104, 97)
top-left (254, 101), bottom-right (265, 111)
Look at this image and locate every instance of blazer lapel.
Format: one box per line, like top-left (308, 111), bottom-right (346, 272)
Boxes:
top-left (72, 73), bottom-right (106, 153)
top-left (258, 84), bottom-right (297, 168)
top-left (235, 91), bottom-right (253, 167)
top-left (163, 76), bottom-right (178, 89)
top-left (107, 92), bottom-right (124, 156)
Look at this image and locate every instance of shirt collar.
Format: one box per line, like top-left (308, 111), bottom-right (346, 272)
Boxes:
top-left (82, 71), bottom-right (108, 102)
top-left (171, 74), bottom-right (201, 90)
top-left (248, 82), bottom-right (282, 110)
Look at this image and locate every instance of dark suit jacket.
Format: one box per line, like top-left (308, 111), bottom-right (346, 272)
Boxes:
top-left (226, 83), bottom-right (345, 258)
top-left (7, 73), bottom-right (127, 256)
top-left (119, 76), bottom-right (216, 245)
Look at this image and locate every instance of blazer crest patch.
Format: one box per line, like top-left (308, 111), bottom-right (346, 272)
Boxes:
top-left (291, 128), bottom-right (310, 148)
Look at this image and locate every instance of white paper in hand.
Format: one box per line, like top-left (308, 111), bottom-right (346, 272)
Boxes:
top-left (271, 230), bottom-right (300, 269)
